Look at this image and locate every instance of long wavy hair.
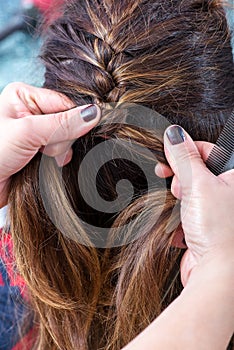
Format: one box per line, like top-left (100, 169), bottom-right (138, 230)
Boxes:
top-left (7, 0), bottom-right (234, 349)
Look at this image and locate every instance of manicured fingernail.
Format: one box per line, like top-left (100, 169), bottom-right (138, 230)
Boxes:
top-left (80, 104), bottom-right (98, 122)
top-left (166, 125), bottom-right (186, 145)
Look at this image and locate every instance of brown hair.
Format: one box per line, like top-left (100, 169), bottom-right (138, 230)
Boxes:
top-left (8, 0), bottom-right (234, 349)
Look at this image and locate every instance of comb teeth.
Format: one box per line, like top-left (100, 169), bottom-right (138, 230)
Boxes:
top-left (206, 110), bottom-right (234, 176)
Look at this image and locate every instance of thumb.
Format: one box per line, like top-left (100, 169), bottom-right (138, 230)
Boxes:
top-left (164, 125), bottom-right (210, 194)
top-left (20, 104), bottom-right (101, 148)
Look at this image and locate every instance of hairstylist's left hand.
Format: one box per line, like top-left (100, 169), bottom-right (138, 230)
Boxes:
top-left (0, 82), bottom-right (101, 207)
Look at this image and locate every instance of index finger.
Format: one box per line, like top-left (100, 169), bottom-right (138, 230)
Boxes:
top-left (0, 82), bottom-right (75, 118)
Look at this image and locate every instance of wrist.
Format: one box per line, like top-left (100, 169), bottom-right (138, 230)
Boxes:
top-left (178, 248), bottom-right (234, 349)
top-left (184, 246), bottom-right (234, 290)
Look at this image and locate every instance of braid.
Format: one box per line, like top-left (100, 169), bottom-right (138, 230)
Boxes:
top-left (43, 0), bottom-right (145, 104)
top-left (92, 37), bottom-right (127, 102)
top-left (43, 0), bottom-right (233, 132)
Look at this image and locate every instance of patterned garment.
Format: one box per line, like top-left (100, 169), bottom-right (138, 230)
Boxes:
top-left (0, 221), bottom-right (34, 349)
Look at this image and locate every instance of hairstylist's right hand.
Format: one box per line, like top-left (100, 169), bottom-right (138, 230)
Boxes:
top-left (155, 125), bottom-right (234, 286)
top-left (0, 82), bottom-right (101, 207)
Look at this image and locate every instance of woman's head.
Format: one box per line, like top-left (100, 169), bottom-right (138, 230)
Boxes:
top-left (8, 0), bottom-right (234, 349)
top-left (43, 0), bottom-right (234, 140)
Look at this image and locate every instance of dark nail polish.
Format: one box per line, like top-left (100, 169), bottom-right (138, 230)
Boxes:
top-left (81, 105), bottom-right (97, 122)
top-left (166, 125), bottom-right (186, 145)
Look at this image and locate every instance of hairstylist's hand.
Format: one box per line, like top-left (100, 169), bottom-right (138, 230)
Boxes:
top-left (0, 82), bottom-right (101, 207)
top-left (155, 125), bottom-right (234, 286)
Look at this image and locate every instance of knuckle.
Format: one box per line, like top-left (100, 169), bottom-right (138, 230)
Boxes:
top-left (179, 149), bottom-right (198, 163)
top-left (1, 82), bottom-right (26, 96)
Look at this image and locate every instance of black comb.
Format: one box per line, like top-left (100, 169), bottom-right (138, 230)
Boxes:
top-left (206, 110), bottom-right (234, 175)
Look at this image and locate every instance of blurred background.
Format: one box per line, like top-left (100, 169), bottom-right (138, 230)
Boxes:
top-left (0, 0), bottom-right (233, 93)
top-left (0, 0), bottom-right (50, 92)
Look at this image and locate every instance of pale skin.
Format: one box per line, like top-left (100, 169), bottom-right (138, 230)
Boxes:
top-left (0, 82), bottom-right (101, 207)
top-left (0, 82), bottom-right (233, 349)
top-left (124, 132), bottom-right (234, 350)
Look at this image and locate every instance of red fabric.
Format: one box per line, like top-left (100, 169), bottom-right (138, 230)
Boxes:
top-left (23, 0), bottom-right (54, 12)
top-left (0, 232), bottom-right (28, 297)
top-left (0, 270), bottom-right (4, 285)
top-left (12, 328), bottom-right (36, 350)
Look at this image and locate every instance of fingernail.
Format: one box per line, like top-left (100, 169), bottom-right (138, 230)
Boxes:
top-left (166, 125), bottom-right (186, 145)
top-left (80, 104), bottom-right (98, 122)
